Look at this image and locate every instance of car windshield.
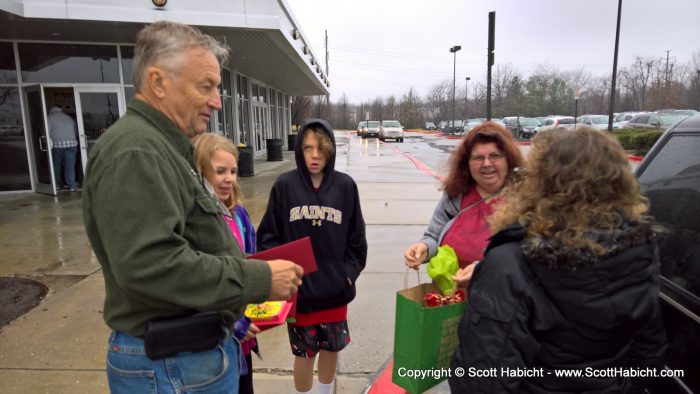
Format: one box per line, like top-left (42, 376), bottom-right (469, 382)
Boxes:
top-left (558, 118), bottom-right (574, 125)
top-left (659, 114), bottom-right (689, 125)
top-left (383, 121), bottom-right (401, 127)
top-left (520, 118), bottom-right (539, 126)
top-left (591, 116), bottom-right (608, 124)
top-left (426, 122), bottom-right (435, 126)
top-left (367, 121), bottom-right (380, 127)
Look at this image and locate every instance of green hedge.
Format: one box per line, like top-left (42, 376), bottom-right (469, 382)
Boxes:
top-left (611, 128), bottom-right (663, 154)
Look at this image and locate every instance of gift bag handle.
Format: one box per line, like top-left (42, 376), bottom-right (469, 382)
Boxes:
top-left (403, 268), bottom-right (422, 290)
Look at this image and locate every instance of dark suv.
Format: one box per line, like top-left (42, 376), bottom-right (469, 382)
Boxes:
top-left (636, 113), bottom-right (700, 393)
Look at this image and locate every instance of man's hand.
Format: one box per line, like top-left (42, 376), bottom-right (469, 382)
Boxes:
top-left (267, 259), bottom-right (304, 300)
top-left (404, 242), bottom-right (428, 270)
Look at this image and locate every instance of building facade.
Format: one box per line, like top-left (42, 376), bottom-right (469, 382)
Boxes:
top-left (0, 0), bottom-right (328, 194)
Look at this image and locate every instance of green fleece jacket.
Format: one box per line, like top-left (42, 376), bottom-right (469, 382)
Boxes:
top-left (83, 99), bottom-right (271, 337)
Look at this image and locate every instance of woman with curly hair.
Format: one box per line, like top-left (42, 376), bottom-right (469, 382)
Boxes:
top-left (403, 121), bottom-right (523, 284)
top-left (449, 128), bottom-right (667, 393)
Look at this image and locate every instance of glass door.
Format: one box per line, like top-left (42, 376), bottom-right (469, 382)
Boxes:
top-left (252, 104), bottom-right (265, 153)
top-left (74, 86), bottom-right (124, 176)
top-left (23, 85), bottom-right (56, 195)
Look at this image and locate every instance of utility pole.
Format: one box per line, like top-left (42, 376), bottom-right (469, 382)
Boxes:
top-left (325, 29), bottom-right (329, 107)
top-left (464, 77), bottom-right (470, 119)
top-left (607, 0), bottom-right (621, 131)
top-left (664, 50), bottom-right (671, 89)
top-left (449, 46), bottom-right (461, 135)
top-left (486, 11), bottom-right (495, 120)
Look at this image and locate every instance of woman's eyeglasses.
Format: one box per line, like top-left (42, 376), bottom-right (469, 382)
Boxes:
top-left (469, 152), bottom-right (505, 163)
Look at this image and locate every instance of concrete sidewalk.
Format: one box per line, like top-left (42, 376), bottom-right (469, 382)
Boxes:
top-left (0, 148), bottom-right (370, 393)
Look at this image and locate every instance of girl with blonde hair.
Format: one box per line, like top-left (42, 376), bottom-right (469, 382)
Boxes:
top-left (193, 133), bottom-right (259, 394)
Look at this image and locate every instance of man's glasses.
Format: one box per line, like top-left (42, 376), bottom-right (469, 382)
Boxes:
top-left (469, 152), bottom-right (505, 163)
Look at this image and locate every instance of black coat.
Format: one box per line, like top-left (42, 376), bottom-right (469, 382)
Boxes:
top-left (257, 119), bottom-right (367, 313)
top-left (449, 223), bottom-right (667, 393)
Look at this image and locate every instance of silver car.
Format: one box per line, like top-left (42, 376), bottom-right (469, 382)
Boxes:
top-left (379, 120), bottom-right (404, 142)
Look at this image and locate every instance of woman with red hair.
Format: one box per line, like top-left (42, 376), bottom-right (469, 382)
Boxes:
top-left (403, 121), bottom-right (523, 285)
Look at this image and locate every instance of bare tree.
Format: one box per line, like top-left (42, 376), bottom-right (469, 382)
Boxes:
top-left (370, 97), bottom-right (384, 121)
top-left (291, 96), bottom-right (313, 127)
top-left (332, 93), bottom-right (350, 129)
top-left (400, 87), bottom-right (423, 128)
top-left (688, 51), bottom-right (700, 110)
top-left (491, 64), bottom-right (522, 116)
top-left (425, 80), bottom-right (451, 122)
top-left (619, 57), bottom-right (656, 110)
top-left (384, 95), bottom-right (398, 120)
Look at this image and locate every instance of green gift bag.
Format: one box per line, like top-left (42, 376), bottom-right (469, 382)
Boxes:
top-left (391, 272), bottom-right (466, 393)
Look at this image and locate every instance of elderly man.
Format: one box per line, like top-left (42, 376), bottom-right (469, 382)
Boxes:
top-left (83, 21), bottom-right (303, 393)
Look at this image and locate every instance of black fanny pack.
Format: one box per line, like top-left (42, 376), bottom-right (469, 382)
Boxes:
top-left (144, 312), bottom-right (226, 360)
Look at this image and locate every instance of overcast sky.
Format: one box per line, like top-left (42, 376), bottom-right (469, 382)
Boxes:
top-left (285, 0), bottom-right (700, 104)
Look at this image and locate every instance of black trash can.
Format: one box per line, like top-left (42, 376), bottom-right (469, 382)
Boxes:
top-left (266, 138), bottom-right (283, 161)
top-left (287, 134), bottom-right (297, 151)
top-left (237, 146), bottom-right (254, 177)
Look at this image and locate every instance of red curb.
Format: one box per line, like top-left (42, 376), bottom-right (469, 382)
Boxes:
top-left (367, 359), bottom-right (408, 394)
top-left (382, 142), bottom-right (445, 182)
top-left (627, 155), bottom-right (644, 162)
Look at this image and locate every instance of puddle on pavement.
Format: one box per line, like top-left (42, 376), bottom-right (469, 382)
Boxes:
top-left (0, 276), bottom-right (48, 327)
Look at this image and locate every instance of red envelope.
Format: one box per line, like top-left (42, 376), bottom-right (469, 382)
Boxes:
top-left (250, 236), bottom-right (318, 318)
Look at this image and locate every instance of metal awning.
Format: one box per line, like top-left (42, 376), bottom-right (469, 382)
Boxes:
top-left (0, 0), bottom-right (328, 96)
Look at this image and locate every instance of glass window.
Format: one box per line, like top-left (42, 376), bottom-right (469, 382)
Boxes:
top-left (237, 75), bottom-right (250, 145)
top-left (19, 43), bottom-right (119, 83)
top-left (638, 134), bottom-right (700, 294)
top-left (124, 86), bottom-right (135, 102)
top-left (269, 89), bottom-right (276, 106)
top-left (222, 68), bottom-right (231, 96)
top-left (237, 75), bottom-right (249, 99)
top-left (0, 87), bottom-right (31, 191)
top-left (252, 84), bottom-right (259, 102)
top-left (224, 96), bottom-right (234, 139)
top-left (0, 42), bottom-right (18, 84)
top-left (260, 86), bottom-right (267, 104)
top-left (120, 46), bottom-right (134, 85)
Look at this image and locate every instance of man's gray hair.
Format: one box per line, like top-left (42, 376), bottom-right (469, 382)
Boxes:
top-left (133, 20), bottom-right (229, 91)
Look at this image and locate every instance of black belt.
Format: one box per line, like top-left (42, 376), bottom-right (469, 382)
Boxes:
top-left (144, 312), bottom-right (226, 360)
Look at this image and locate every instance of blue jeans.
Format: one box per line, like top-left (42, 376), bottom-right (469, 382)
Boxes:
top-left (51, 146), bottom-right (78, 189)
top-left (106, 331), bottom-right (240, 394)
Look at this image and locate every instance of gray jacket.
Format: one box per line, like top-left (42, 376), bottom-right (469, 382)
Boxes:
top-left (419, 192), bottom-right (463, 262)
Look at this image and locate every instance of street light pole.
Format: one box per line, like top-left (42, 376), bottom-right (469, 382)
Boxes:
top-left (465, 76), bottom-right (471, 119)
top-left (449, 45), bottom-right (461, 134)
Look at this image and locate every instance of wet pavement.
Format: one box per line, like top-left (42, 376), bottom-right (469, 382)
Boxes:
top-left (0, 130), bottom-right (640, 393)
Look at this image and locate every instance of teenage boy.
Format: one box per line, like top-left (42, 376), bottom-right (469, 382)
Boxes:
top-left (257, 118), bottom-right (367, 394)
